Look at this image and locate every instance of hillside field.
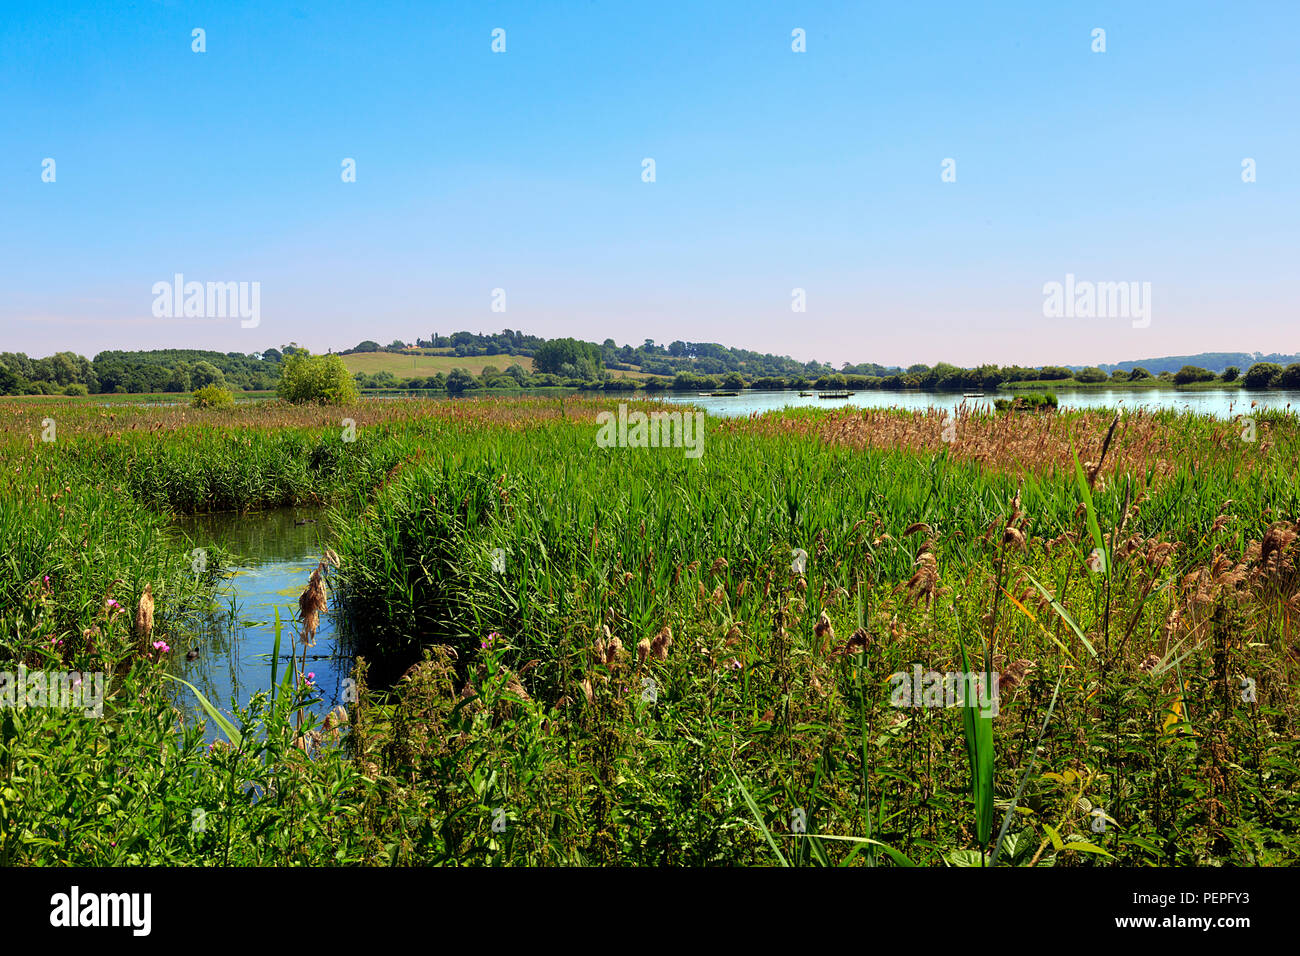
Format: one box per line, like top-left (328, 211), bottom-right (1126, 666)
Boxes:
top-left (337, 351), bottom-right (536, 379)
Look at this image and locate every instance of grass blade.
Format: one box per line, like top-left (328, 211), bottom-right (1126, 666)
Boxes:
top-left (1023, 571), bottom-right (1097, 659)
top-left (730, 767), bottom-right (789, 866)
top-left (163, 673), bottom-right (243, 749)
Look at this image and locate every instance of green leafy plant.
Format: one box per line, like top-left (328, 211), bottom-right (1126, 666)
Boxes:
top-left (191, 384), bottom-right (236, 408)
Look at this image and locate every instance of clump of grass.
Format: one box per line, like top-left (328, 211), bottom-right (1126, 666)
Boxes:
top-left (993, 392), bottom-right (1058, 413)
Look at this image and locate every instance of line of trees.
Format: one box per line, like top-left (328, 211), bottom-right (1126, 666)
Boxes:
top-left (0, 351), bottom-right (98, 395)
top-left (342, 330), bottom-right (548, 358)
top-left (7, 331), bottom-right (1300, 398)
top-left (0, 348), bottom-right (298, 396)
top-left (649, 361), bottom-right (1294, 393)
top-left (1239, 362), bottom-right (1300, 388)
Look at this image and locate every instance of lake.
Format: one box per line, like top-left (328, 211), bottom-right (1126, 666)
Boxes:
top-left (659, 387), bottom-right (1300, 420)
top-left (80, 385), bottom-right (1300, 420)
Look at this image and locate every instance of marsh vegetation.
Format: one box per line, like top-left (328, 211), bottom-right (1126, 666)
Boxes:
top-left (1, 396), bottom-right (1297, 865)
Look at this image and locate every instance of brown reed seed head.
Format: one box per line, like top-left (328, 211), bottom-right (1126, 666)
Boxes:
top-left (323, 705), bottom-right (349, 733)
top-left (997, 659), bottom-right (1036, 693)
top-left (504, 670), bottom-right (530, 701)
top-left (1261, 525), bottom-right (1297, 573)
top-left (135, 583), bottom-right (154, 642)
top-left (846, 627), bottom-right (870, 653)
top-left (902, 552), bottom-right (939, 608)
top-left (299, 565), bottom-right (327, 645)
top-left (650, 626), bottom-right (673, 661)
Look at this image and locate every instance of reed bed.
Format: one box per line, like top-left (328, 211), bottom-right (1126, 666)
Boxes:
top-left (0, 396), bottom-right (1296, 865)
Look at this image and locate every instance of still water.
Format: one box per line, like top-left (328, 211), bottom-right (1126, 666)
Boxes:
top-left (660, 388), bottom-right (1300, 420)
top-left (170, 507), bottom-right (350, 741)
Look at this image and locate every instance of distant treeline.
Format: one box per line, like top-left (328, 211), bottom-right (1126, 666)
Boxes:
top-left (0, 348), bottom-right (293, 395)
top-left (357, 360), bottom-right (1300, 394)
top-left (1101, 352), bottom-right (1300, 377)
top-left (6, 332), bottom-right (1300, 397)
top-left (345, 330), bottom-right (548, 358)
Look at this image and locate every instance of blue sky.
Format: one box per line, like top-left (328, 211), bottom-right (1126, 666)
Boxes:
top-left (2, 0), bottom-right (1296, 366)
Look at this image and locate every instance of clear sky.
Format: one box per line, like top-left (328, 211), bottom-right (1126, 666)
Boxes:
top-left (2, 0), bottom-right (1296, 367)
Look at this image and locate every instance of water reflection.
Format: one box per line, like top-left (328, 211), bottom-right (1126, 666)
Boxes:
top-left (170, 507), bottom-right (349, 742)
